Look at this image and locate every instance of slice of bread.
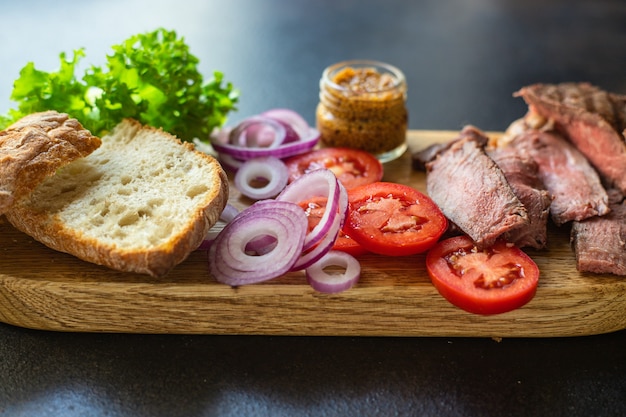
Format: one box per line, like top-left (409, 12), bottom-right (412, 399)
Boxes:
top-left (5, 118), bottom-right (228, 277)
top-left (0, 111), bottom-right (101, 215)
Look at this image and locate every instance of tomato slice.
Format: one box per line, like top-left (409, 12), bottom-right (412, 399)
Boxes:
top-left (343, 182), bottom-right (448, 256)
top-left (299, 196), bottom-right (369, 256)
top-left (332, 231), bottom-right (370, 256)
top-left (426, 235), bottom-right (540, 315)
top-left (284, 147), bottom-right (383, 190)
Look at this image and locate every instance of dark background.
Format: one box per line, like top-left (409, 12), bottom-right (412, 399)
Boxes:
top-left (1, 0), bottom-right (625, 416)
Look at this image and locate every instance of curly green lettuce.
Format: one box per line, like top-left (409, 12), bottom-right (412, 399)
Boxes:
top-left (0, 28), bottom-right (238, 142)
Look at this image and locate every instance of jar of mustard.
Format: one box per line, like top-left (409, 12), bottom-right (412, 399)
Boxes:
top-left (316, 60), bottom-right (408, 162)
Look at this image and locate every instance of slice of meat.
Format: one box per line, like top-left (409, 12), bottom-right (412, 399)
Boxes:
top-left (0, 111), bottom-right (101, 215)
top-left (426, 126), bottom-right (528, 248)
top-left (511, 129), bottom-right (609, 226)
top-left (487, 144), bottom-right (552, 249)
top-left (412, 142), bottom-right (455, 171)
top-left (571, 194), bottom-right (626, 276)
top-left (515, 82), bottom-right (626, 193)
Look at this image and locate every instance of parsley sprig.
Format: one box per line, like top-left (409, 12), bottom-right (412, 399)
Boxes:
top-left (0, 28), bottom-right (238, 142)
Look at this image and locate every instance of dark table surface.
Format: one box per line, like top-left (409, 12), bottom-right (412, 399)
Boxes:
top-left (1, 0), bottom-right (625, 416)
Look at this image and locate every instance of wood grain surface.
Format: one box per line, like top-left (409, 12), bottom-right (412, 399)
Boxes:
top-left (0, 130), bottom-right (624, 337)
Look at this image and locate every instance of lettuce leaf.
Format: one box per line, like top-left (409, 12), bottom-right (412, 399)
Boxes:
top-left (0, 28), bottom-right (238, 142)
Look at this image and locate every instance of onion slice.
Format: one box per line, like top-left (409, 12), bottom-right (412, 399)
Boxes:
top-left (234, 156), bottom-right (289, 200)
top-left (277, 169), bottom-right (346, 251)
top-left (306, 251), bottom-right (361, 293)
top-left (212, 128), bottom-right (319, 160)
top-left (208, 200), bottom-right (307, 286)
top-left (228, 116), bottom-right (298, 148)
top-left (220, 204), bottom-right (240, 223)
top-left (261, 108), bottom-right (310, 139)
top-left (211, 109), bottom-right (320, 161)
top-left (291, 209), bottom-right (343, 270)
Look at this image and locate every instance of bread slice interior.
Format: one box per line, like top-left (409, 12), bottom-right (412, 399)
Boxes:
top-left (6, 119), bottom-right (228, 277)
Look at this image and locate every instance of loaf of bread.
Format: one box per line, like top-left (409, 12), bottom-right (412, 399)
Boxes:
top-left (5, 118), bottom-right (229, 277)
top-left (0, 111), bottom-right (101, 215)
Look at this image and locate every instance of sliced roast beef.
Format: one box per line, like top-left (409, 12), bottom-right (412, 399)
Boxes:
top-left (510, 129), bottom-right (610, 226)
top-left (515, 82), bottom-right (626, 194)
top-left (571, 193), bottom-right (626, 276)
top-left (487, 144), bottom-right (551, 249)
top-left (426, 126), bottom-right (528, 248)
top-left (412, 141), bottom-right (453, 171)
top-left (412, 128), bottom-right (488, 171)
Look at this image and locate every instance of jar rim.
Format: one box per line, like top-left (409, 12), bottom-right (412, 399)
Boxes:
top-left (321, 60), bottom-right (406, 93)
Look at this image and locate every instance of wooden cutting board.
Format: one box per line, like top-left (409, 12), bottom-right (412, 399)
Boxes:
top-left (1, 130), bottom-right (624, 337)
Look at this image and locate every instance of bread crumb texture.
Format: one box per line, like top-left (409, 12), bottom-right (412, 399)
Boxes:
top-left (40, 121), bottom-right (221, 247)
top-left (8, 119), bottom-right (228, 276)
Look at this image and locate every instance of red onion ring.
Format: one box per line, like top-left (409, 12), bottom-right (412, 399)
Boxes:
top-left (234, 156), bottom-right (289, 200)
top-left (211, 109), bottom-right (319, 162)
top-left (212, 126), bottom-right (231, 144)
top-left (244, 235), bottom-right (277, 256)
top-left (306, 250), bottom-right (361, 293)
top-left (261, 108), bottom-right (310, 140)
top-left (338, 180), bottom-right (349, 228)
top-left (212, 128), bottom-right (319, 160)
top-left (235, 123), bottom-right (276, 148)
top-left (220, 204), bottom-right (240, 223)
top-left (219, 200), bottom-right (301, 263)
top-left (291, 208), bottom-right (343, 270)
top-left (277, 169), bottom-right (346, 251)
top-left (228, 116), bottom-right (299, 148)
top-left (208, 200), bottom-right (307, 286)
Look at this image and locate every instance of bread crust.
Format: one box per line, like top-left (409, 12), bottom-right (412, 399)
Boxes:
top-left (6, 119), bottom-right (229, 278)
top-left (0, 110), bottom-right (101, 214)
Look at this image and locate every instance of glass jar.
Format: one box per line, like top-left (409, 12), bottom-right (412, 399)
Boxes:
top-left (316, 60), bottom-right (408, 162)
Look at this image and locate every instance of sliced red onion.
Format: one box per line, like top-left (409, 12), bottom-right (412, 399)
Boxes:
top-left (337, 181), bottom-right (348, 228)
top-left (220, 204), bottom-right (240, 223)
top-left (212, 128), bottom-right (319, 160)
top-left (228, 116), bottom-right (298, 148)
top-left (244, 234), bottom-right (277, 256)
top-left (211, 126), bottom-right (231, 144)
top-left (306, 250), bottom-right (361, 293)
top-left (261, 108), bottom-right (311, 139)
top-left (277, 169), bottom-right (346, 251)
top-left (236, 123), bottom-right (276, 148)
top-left (208, 200), bottom-right (307, 286)
top-left (219, 200), bottom-right (302, 265)
top-left (291, 209), bottom-right (342, 270)
top-left (234, 156), bottom-right (289, 200)
top-left (211, 109), bottom-right (320, 161)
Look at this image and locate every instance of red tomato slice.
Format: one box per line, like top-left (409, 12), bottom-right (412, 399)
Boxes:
top-left (332, 231), bottom-right (370, 256)
top-left (298, 196), bottom-right (369, 256)
top-left (426, 235), bottom-right (540, 315)
top-left (343, 182), bottom-right (448, 256)
top-left (284, 147), bottom-right (383, 190)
